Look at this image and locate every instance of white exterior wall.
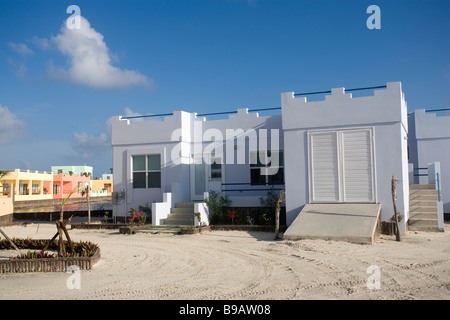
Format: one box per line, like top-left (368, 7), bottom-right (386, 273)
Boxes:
top-left (408, 109), bottom-right (450, 212)
top-left (281, 82), bottom-right (409, 234)
top-left (111, 108), bottom-right (284, 219)
top-left (199, 109), bottom-right (283, 207)
top-left (111, 111), bottom-right (193, 218)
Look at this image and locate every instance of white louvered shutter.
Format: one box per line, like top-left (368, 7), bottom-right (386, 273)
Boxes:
top-left (309, 131), bottom-right (340, 202)
top-left (341, 129), bottom-right (375, 202)
top-left (309, 128), bottom-right (375, 203)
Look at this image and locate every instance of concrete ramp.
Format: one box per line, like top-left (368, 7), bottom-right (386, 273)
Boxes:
top-left (284, 204), bottom-right (381, 244)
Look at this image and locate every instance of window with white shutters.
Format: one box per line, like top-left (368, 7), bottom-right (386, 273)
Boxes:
top-left (308, 128), bottom-right (375, 203)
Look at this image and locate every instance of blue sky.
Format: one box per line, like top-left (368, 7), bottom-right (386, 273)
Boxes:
top-left (0, 0), bottom-right (449, 177)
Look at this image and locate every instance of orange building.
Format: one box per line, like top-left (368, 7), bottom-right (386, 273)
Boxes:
top-left (52, 173), bottom-right (90, 199)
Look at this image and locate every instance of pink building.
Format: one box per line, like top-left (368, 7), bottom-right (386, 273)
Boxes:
top-left (52, 173), bottom-right (90, 199)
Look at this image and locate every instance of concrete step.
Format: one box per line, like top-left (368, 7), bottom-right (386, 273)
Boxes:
top-left (409, 193), bottom-right (438, 200)
top-left (410, 204), bottom-right (437, 211)
top-left (409, 202), bottom-right (438, 210)
top-left (408, 218), bottom-right (438, 226)
top-left (408, 185), bottom-right (441, 232)
top-left (409, 212), bottom-right (438, 220)
top-left (161, 202), bottom-right (196, 226)
top-left (168, 211), bottom-right (195, 219)
top-left (409, 190), bottom-right (438, 199)
top-left (410, 188), bottom-right (437, 193)
top-left (175, 202), bottom-right (195, 208)
top-left (410, 189), bottom-right (437, 195)
top-left (410, 206), bottom-right (438, 215)
top-left (170, 207), bottom-right (195, 214)
top-left (409, 184), bottom-right (435, 190)
top-left (408, 225), bottom-right (443, 232)
top-left (164, 217), bottom-right (195, 226)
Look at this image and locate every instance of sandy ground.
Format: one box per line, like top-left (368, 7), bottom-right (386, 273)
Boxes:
top-left (0, 219), bottom-right (449, 300)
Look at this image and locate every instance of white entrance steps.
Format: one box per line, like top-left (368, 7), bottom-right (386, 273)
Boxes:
top-left (408, 184), bottom-right (443, 232)
top-left (163, 202), bottom-right (196, 226)
top-left (283, 203), bottom-right (381, 244)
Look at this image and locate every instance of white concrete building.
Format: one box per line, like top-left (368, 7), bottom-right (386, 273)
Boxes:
top-left (111, 108), bottom-right (284, 225)
top-left (282, 82), bottom-right (409, 236)
top-left (111, 82), bottom-right (411, 238)
top-left (408, 109), bottom-right (450, 213)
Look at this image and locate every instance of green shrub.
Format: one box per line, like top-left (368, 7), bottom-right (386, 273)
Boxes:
top-left (204, 190), bottom-right (232, 225)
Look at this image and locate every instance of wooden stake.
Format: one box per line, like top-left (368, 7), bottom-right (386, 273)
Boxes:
top-left (274, 190), bottom-right (284, 240)
top-left (41, 214), bottom-right (74, 253)
top-left (57, 221), bottom-right (66, 256)
top-left (0, 228), bottom-right (19, 251)
top-left (57, 220), bottom-right (75, 254)
top-left (391, 174), bottom-right (401, 241)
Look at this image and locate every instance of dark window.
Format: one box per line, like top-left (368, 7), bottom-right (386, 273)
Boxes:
top-left (132, 154), bottom-right (161, 189)
top-left (250, 150), bottom-right (284, 185)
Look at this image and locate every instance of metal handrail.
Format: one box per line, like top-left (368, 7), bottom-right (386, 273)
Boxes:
top-left (293, 85), bottom-right (387, 96)
top-left (222, 182), bottom-right (285, 193)
top-left (413, 167), bottom-right (428, 177)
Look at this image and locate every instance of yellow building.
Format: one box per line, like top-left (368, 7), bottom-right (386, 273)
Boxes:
top-left (0, 169), bottom-right (53, 201)
top-left (91, 178), bottom-right (113, 197)
top-left (0, 181), bottom-right (14, 224)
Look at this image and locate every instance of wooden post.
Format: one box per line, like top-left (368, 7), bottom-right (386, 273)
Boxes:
top-left (57, 220), bottom-right (66, 256)
top-left (87, 185), bottom-right (91, 224)
top-left (391, 175), bottom-right (401, 241)
top-left (58, 220), bottom-right (75, 254)
top-left (0, 228), bottom-right (19, 251)
top-left (41, 214), bottom-right (74, 253)
top-left (274, 190), bottom-right (284, 240)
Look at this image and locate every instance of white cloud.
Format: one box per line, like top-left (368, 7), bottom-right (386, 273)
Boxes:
top-left (6, 58), bottom-right (29, 79)
top-left (123, 107), bottom-right (142, 118)
top-left (0, 104), bottom-right (26, 144)
top-left (72, 131), bottom-right (110, 160)
top-left (8, 42), bottom-right (34, 55)
top-left (49, 16), bottom-right (152, 90)
top-left (70, 107), bottom-right (151, 160)
top-left (31, 36), bottom-right (51, 50)
top-left (121, 107), bottom-right (161, 123)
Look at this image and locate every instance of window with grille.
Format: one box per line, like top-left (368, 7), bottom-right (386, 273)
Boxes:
top-left (249, 150), bottom-right (284, 185)
top-left (132, 154), bottom-right (161, 189)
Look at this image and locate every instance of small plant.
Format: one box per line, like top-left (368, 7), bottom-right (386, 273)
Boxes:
top-left (104, 211), bottom-right (110, 223)
top-left (194, 212), bottom-right (203, 232)
top-left (1, 238), bottom-right (99, 259)
top-left (129, 208), bottom-right (146, 226)
top-left (14, 251), bottom-right (57, 259)
top-left (390, 213), bottom-right (403, 222)
top-left (138, 203), bottom-right (152, 221)
top-left (195, 212), bottom-right (201, 225)
top-left (204, 190), bottom-right (232, 225)
top-left (259, 187), bottom-right (278, 225)
top-left (227, 208), bottom-right (237, 224)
